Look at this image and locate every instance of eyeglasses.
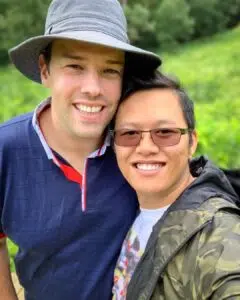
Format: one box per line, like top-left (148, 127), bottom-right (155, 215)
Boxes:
top-left (112, 127), bottom-right (192, 147)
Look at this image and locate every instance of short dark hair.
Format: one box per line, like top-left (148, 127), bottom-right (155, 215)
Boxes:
top-left (121, 69), bottom-right (195, 131)
top-left (40, 42), bottom-right (53, 68)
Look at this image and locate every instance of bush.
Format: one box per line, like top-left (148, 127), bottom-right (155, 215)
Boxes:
top-left (124, 3), bottom-right (157, 50)
top-left (187, 0), bottom-right (240, 38)
top-left (125, 0), bottom-right (194, 50)
top-left (124, 0), bottom-right (240, 51)
top-left (196, 100), bottom-right (240, 168)
top-left (1, 67), bottom-right (48, 123)
top-left (0, 0), bottom-right (50, 64)
top-left (154, 0), bottom-right (194, 49)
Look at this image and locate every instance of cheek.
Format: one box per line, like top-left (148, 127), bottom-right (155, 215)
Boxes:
top-left (166, 145), bottom-right (190, 167)
top-left (115, 148), bottom-right (131, 174)
top-left (52, 73), bottom-right (79, 93)
top-left (103, 79), bottom-right (122, 102)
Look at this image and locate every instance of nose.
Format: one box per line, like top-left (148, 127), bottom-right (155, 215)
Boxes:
top-left (80, 69), bottom-right (102, 98)
top-left (135, 132), bottom-right (159, 155)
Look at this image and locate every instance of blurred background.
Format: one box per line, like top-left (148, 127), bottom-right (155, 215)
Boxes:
top-left (1, 0), bottom-right (239, 271)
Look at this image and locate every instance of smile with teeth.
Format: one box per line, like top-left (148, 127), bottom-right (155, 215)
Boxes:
top-left (75, 104), bottom-right (103, 113)
top-left (136, 163), bottom-right (162, 171)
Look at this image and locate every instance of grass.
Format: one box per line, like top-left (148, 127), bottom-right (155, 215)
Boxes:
top-left (7, 240), bottom-right (18, 271)
top-left (0, 67), bottom-right (48, 122)
top-left (3, 26), bottom-right (240, 270)
top-left (161, 26), bottom-right (240, 105)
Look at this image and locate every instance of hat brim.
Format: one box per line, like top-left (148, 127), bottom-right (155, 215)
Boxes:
top-left (9, 31), bottom-right (161, 83)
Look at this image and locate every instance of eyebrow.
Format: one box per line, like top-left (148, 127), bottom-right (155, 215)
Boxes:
top-left (61, 53), bottom-right (124, 66)
top-left (105, 59), bottom-right (124, 66)
top-left (61, 53), bottom-right (85, 60)
top-left (117, 120), bottom-right (177, 128)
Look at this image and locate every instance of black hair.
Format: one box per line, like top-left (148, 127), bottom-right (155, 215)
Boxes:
top-left (40, 42), bottom-right (53, 70)
top-left (120, 69), bottom-right (195, 131)
top-left (115, 68), bottom-right (196, 144)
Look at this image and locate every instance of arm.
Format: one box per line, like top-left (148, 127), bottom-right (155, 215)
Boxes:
top-left (0, 238), bottom-right (18, 300)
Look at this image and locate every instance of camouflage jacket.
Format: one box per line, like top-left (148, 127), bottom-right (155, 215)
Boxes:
top-left (126, 157), bottom-right (240, 300)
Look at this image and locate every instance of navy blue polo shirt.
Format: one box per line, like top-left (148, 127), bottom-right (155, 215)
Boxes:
top-left (0, 99), bottom-right (138, 300)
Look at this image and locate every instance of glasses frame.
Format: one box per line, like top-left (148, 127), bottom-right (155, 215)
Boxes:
top-left (111, 127), bottom-right (193, 148)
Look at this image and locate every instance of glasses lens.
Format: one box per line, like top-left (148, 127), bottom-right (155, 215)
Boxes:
top-left (114, 130), bottom-right (141, 147)
top-left (151, 128), bottom-right (181, 146)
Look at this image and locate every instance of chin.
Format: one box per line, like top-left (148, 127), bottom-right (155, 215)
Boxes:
top-left (134, 186), bottom-right (162, 196)
top-left (75, 129), bottom-right (104, 139)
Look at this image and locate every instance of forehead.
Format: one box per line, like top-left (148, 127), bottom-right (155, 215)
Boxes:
top-left (51, 39), bottom-right (125, 62)
top-left (116, 88), bottom-right (186, 127)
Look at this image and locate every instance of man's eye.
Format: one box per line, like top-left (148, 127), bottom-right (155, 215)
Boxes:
top-left (121, 130), bottom-right (139, 137)
top-left (67, 64), bottom-right (84, 70)
top-left (103, 69), bottom-right (121, 76)
top-left (155, 129), bottom-right (177, 136)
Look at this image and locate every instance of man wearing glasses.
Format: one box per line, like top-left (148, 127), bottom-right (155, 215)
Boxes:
top-left (112, 71), bottom-right (240, 299)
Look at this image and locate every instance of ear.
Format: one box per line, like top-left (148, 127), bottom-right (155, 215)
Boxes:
top-left (189, 130), bottom-right (198, 158)
top-left (39, 54), bottom-right (50, 87)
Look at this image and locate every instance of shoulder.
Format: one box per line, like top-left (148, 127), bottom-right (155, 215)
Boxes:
top-left (0, 112), bottom-right (34, 146)
top-left (194, 197), bottom-right (240, 246)
top-left (167, 199), bottom-right (240, 298)
top-left (0, 112), bottom-right (33, 130)
top-left (209, 203), bottom-right (240, 238)
top-left (0, 112), bottom-right (39, 166)
top-left (199, 196), bottom-right (240, 218)
top-left (169, 198), bottom-right (240, 275)
top-left (183, 198), bottom-right (240, 272)
top-left (190, 204), bottom-right (240, 298)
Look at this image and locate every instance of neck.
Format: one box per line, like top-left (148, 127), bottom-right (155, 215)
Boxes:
top-left (137, 172), bottom-right (195, 209)
top-left (39, 107), bottom-right (104, 172)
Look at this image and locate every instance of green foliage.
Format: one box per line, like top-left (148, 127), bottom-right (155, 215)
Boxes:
top-left (162, 26), bottom-right (240, 168)
top-left (154, 0), bottom-right (194, 49)
top-left (0, 0), bottom-right (239, 63)
top-left (0, 0), bottom-right (50, 64)
top-left (7, 240), bottom-right (18, 272)
top-left (0, 67), bottom-right (48, 123)
top-left (124, 3), bottom-right (157, 49)
top-left (124, 0), bottom-right (240, 51)
top-left (125, 0), bottom-right (194, 50)
top-left (186, 0), bottom-right (234, 37)
top-left (195, 100), bottom-right (240, 168)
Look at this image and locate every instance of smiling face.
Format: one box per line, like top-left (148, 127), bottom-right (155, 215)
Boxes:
top-left (114, 88), bottom-right (198, 208)
top-left (39, 39), bottom-right (124, 143)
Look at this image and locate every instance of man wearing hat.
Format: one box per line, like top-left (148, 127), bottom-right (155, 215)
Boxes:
top-left (0, 0), bottom-right (161, 299)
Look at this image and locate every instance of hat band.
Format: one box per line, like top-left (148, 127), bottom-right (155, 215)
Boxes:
top-left (46, 16), bottom-right (129, 43)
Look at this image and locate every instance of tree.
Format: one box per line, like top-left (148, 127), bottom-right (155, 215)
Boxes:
top-left (125, 0), bottom-right (194, 51)
top-left (0, 0), bottom-right (51, 64)
top-left (186, 0), bottom-right (240, 37)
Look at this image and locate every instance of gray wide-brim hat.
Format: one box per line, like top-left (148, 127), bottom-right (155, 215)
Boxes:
top-left (9, 0), bottom-right (161, 84)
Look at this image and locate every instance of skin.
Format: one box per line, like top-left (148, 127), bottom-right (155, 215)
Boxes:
top-left (114, 88), bottom-right (198, 209)
top-left (39, 39), bottom-right (125, 172)
top-left (0, 238), bottom-right (18, 300)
